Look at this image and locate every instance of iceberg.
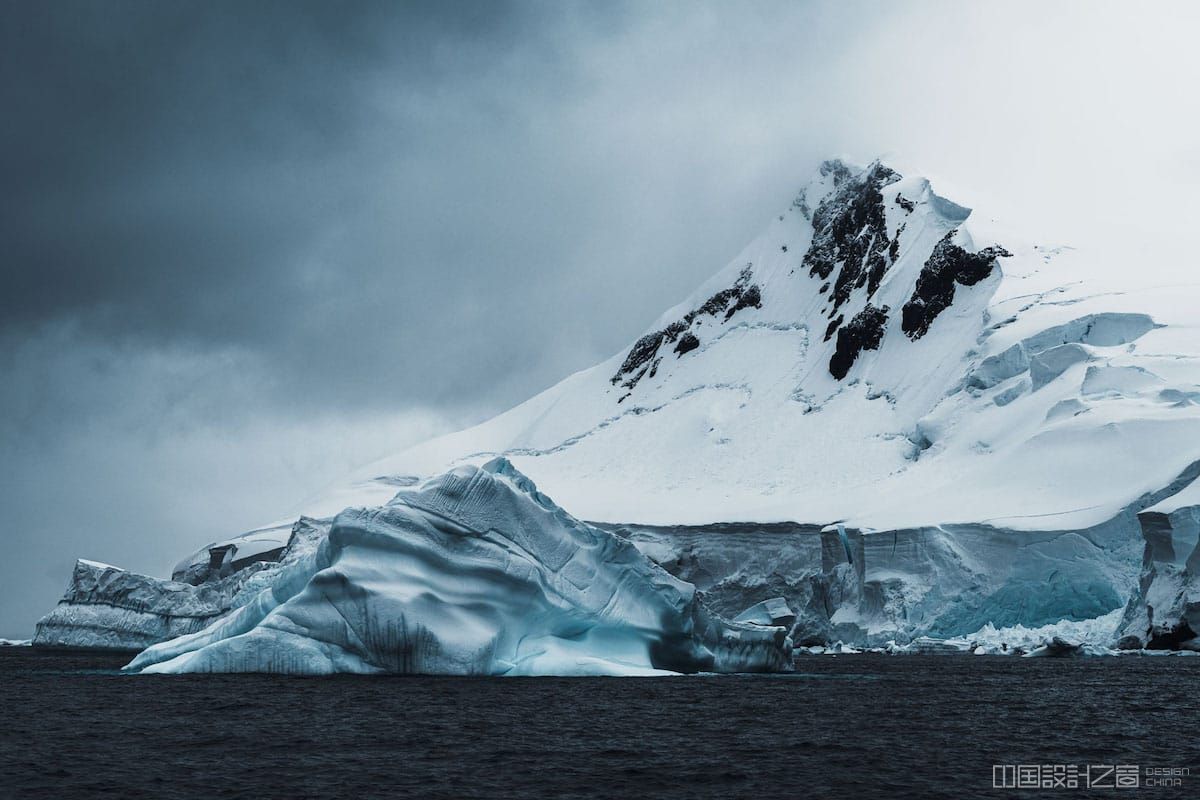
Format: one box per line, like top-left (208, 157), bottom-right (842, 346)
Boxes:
top-left (125, 459), bottom-right (792, 675)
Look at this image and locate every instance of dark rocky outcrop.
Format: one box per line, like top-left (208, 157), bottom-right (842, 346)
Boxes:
top-left (829, 305), bottom-right (889, 379)
top-left (792, 158), bottom-right (853, 219)
top-left (803, 162), bottom-right (903, 326)
top-left (823, 314), bottom-right (843, 342)
top-left (673, 332), bottom-right (699, 355)
top-left (611, 265), bottom-right (762, 391)
top-left (901, 232), bottom-right (1011, 339)
top-left (725, 284), bottom-right (762, 320)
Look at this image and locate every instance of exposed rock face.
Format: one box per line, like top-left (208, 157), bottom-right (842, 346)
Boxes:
top-left (611, 265), bottom-right (762, 391)
top-left (829, 304), bottom-right (889, 379)
top-left (803, 162), bottom-right (904, 325)
top-left (791, 158), bottom-right (853, 219)
top-left (674, 332), bottom-right (700, 355)
top-left (901, 233), bottom-right (1011, 339)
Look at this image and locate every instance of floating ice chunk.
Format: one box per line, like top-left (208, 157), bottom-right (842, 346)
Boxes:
top-left (898, 636), bottom-right (973, 654)
top-left (34, 519), bottom-right (331, 651)
top-left (126, 459), bottom-right (793, 676)
top-left (34, 559), bottom-right (257, 651)
top-left (1023, 636), bottom-right (1084, 658)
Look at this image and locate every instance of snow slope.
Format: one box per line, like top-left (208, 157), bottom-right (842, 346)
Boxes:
top-left (308, 160), bottom-right (1200, 535)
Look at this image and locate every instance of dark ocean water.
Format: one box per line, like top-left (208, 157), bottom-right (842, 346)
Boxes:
top-left (0, 648), bottom-right (1196, 800)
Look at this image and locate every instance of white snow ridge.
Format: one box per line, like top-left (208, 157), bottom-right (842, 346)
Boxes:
top-left (36, 158), bottom-right (1200, 668)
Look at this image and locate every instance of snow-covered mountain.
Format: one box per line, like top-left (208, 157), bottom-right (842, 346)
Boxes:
top-left (37, 159), bottom-right (1200, 655)
top-left (311, 159), bottom-right (1199, 533)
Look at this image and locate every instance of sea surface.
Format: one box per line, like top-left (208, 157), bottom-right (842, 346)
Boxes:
top-left (0, 647), bottom-right (1196, 799)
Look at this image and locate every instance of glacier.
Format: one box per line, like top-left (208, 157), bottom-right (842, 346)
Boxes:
top-left (35, 156), bottom-right (1200, 662)
top-left (124, 459), bottom-right (792, 675)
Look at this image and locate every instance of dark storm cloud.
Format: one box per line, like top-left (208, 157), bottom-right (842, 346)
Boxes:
top-left (2, 0), bottom-right (605, 408)
top-left (2, 0), bottom-right (883, 419)
top-left (2, 0), bottom-right (892, 419)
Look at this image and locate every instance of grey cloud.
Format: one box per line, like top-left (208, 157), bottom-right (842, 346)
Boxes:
top-left (2, 0), bottom-right (863, 415)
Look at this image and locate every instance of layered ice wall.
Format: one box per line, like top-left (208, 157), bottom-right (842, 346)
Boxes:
top-left (34, 518), bottom-right (329, 650)
top-left (34, 559), bottom-right (249, 651)
top-left (1118, 473), bottom-right (1200, 649)
top-left (607, 518), bottom-right (1141, 649)
top-left (125, 459), bottom-right (792, 675)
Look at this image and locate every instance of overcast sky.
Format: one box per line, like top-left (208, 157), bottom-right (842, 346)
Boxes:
top-left (3, 0), bottom-right (1198, 637)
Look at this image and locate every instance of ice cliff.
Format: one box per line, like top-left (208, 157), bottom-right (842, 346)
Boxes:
top-left (124, 459), bottom-right (792, 675)
top-left (35, 518), bottom-right (328, 650)
top-left (1118, 473), bottom-right (1200, 649)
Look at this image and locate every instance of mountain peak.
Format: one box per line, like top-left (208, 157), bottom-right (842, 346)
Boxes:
top-left (606, 158), bottom-right (1008, 397)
